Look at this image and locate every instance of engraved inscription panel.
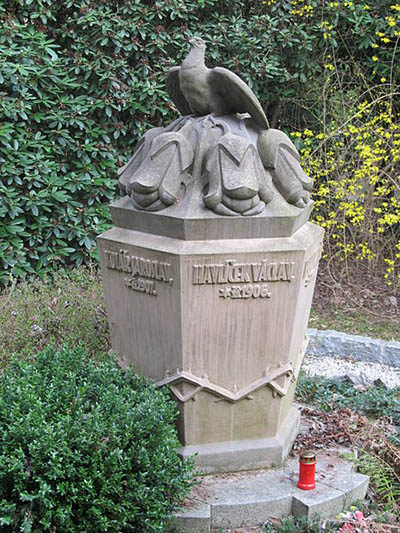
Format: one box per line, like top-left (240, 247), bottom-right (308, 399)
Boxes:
top-left (104, 248), bottom-right (174, 296)
top-left (303, 245), bottom-right (322, 287)
top-left (192, 259), bottom-right (296, 299)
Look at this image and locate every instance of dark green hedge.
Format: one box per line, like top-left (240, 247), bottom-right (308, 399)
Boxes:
top-left (0, 346), bottom-right (195, 531)
top-left (0, 0), bottom-right (397, 283)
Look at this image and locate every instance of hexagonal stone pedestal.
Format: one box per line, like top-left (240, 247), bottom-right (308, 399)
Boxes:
top-left (98, 201), bottom-right (323, 473)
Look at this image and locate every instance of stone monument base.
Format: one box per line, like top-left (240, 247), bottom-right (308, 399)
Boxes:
top-left (179, 405), bottom-right (300, 474)
top-left (169, 448), bottom-right (369, 532)
top-left (98, 220), bottom-right (323, 475)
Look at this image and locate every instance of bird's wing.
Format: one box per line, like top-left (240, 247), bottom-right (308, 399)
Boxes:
top-left (209, 67), bottom-right (269, 129)
top-left (166, 67), bottom-right (192, 116)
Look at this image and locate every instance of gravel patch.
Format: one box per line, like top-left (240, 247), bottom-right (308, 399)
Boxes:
top-left (302, 354), bottom-right (400, 389)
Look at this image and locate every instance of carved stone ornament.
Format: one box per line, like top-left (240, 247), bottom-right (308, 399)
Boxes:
top-left (118, 37), bottom-right (313, 217)
top-left (156, 363), bottom-right (295, 403)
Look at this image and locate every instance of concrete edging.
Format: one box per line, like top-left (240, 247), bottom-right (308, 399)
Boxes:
top-left (306, 328), bottom-right (400, 368)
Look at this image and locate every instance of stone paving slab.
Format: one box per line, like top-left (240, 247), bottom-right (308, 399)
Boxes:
top-left (170, 451), bottom-right (369, 532)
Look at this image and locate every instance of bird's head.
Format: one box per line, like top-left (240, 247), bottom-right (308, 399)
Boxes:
top-left (188, 37), bottom-right (206, 50)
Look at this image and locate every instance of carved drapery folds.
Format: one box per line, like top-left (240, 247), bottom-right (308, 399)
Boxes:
top-left (118, 114), bottom-right (313, 216)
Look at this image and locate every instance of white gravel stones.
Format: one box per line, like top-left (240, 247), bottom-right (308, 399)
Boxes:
top-left (302, 354), bottom-right (400, 389)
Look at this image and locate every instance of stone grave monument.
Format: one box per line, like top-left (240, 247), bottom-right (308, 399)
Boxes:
top-left (97, 37), bottom-right (324, 475)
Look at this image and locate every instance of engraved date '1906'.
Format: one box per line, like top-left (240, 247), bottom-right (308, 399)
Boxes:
top-left (219, 284), bottom-right (271, 299)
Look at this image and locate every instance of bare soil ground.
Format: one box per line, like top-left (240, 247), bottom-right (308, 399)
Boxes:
top-left (310, 264), bottom-right (400, 342)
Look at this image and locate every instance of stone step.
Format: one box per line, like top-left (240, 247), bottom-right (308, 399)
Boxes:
top-left (169, 450), bottom-right (368, 532)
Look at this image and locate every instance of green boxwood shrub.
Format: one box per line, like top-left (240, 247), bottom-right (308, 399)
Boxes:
top-left (0, 346), bottom-right (195, 532)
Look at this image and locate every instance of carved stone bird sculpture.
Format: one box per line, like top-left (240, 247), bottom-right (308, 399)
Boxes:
top-left (166, 37), bottom-right (269, 129)
top-left (118, 37), bottom-right (312, 215)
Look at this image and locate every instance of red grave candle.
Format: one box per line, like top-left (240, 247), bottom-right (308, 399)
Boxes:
top-left (298, 450), bottom-right (316, 490)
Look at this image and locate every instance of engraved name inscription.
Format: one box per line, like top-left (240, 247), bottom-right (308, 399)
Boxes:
top-left (104, 249), bottom-right (173, 296)
top-left (192, 260), bottom-right (295, 285)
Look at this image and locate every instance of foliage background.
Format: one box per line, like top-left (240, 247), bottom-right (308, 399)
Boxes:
top-left (0, 0), bottom-right (399, 285)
